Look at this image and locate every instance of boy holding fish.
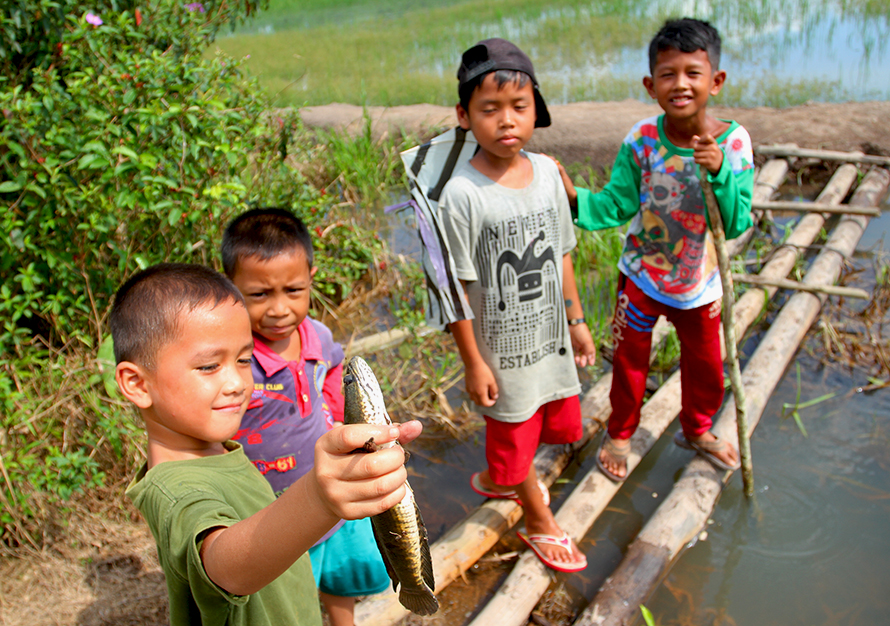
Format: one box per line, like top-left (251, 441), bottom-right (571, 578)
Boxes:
top-left (112, 262), bottom-right (420, 626)
top-left (220, 208), bottom-right (403, 624)
top-left (438, 38), bottom-right (596, 573)
top-left (560, 18), bottom-right (752, 480)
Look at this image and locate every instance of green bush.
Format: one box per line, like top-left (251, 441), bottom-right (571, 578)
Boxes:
top-left (0, 0), bottom-right (388, 551)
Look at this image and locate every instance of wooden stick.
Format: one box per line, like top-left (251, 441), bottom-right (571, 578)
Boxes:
top-left (732, 273), bottom-right (870, 299)
top-left (700, 166), bottom-right (754, 496)
top-left (755, 145), bottom-right (890, 166)
top-left (752, 200), bottom-right (880, 216)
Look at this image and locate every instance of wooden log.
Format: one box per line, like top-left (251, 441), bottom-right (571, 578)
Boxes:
top-left (729, 161), bottom-right (861, 339)
top-left (752, 200), bottom-right (881, 216)
top-left (466, 161), bottom-right (858, 626)
top-left (732, 273), bottom-right (870, 299)
top-left (573, 167), bottom-right (890, 626)
top-left (725, 157), bottom-right (790, 254)
top-left (755, 144), bottom-right (890, 166)
top-left (353, 321), bottom-right (672, 626)
top-left (343, 324), bottom-right (436, 356)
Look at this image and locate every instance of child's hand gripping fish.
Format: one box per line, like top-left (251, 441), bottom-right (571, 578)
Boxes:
top-left (342, 356), bottom-right (439, 616)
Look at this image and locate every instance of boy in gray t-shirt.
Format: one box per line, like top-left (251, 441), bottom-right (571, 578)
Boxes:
top-left (439, 38), bottom-right (595, 573)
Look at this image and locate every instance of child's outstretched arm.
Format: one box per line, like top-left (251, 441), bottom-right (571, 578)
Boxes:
top-left (551, 148), bottom-right (642, 232)
top-left (562, 253), bottom-right (596, 368)
top-left (200, 421), bottom-right (421, 596)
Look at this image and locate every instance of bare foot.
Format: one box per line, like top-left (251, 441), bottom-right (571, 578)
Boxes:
top-left (598, 436), bottom-right (630, 480)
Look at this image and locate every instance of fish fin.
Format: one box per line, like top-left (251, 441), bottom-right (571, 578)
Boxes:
top-left (398, 587), bottom-right (439, 616)
top-left (414, 500), bottom-right (435, 592)
top-left (369, 516), bottom-right (400, 593)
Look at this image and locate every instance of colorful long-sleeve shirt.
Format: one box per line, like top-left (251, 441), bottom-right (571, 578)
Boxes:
top-left (574, 115), bottom-right (754, 309)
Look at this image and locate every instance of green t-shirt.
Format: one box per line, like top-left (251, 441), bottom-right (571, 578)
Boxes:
top-left (126, 442), bottom-right (322, 626)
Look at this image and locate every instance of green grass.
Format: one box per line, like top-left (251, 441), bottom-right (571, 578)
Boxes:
top-left (211, 0), bottom-right (664, 107)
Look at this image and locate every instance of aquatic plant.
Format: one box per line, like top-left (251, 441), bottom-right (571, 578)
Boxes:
top-left (780, 363), bottom-right (836, 436)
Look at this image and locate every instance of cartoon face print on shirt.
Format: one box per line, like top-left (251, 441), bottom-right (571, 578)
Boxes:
top-left (629, 168), bottom-right (712, 295)
top-left (474, 207), bottom-right (567, 365)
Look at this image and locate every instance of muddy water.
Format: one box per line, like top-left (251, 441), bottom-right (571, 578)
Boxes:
top-left (376, 192), bottom-right (890, 624)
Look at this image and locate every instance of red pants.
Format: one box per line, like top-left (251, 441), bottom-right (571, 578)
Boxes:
top-left (608, 277), bottom-right (724, 441)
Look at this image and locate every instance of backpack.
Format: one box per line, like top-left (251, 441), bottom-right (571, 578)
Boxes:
top-left (391, 127), bottom-right (479, 330)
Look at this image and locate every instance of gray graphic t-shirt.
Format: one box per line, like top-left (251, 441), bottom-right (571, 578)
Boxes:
top-left (439, 152), bottom-right (581, 423)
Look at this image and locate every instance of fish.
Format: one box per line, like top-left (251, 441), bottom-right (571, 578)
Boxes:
top-left (342, 355), bottom-right (439, 616)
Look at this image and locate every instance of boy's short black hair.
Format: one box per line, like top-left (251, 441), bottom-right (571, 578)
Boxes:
top-left (221, 207), bottom-right (314, 277)
top-left (648, 18), bottom-right (721, 74)
top-left (457, 38), bottom-right (551, 128)
top-left (110, 263), bottom-right (245, 369)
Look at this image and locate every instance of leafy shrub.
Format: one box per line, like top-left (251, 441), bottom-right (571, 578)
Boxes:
top-left (0, 0), bottom-right (389, 551)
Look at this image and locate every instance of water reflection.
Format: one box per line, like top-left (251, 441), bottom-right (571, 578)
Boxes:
top-left (230, 0), bottom-right (890, 106)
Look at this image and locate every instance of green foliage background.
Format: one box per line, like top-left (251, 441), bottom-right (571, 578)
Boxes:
top-left (0, 0), bottom-right (395, 552)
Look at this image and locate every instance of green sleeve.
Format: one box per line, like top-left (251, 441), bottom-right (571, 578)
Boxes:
top-left (705, 154), bottom-right (754, 240)
top-left (572, 142), bottom-right (642, 231)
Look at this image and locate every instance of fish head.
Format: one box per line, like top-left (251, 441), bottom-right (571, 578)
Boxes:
top-left (343, 356), bottom-right (393, 428)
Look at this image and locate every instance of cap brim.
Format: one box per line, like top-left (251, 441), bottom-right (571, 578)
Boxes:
top-left (534, 88), bottom-right (551, 128)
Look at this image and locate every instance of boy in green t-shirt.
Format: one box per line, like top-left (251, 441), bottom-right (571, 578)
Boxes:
top-left (111, 263), bottom-right (420, 626)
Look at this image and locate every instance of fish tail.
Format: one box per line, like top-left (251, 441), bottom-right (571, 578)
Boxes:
top-left (398, 586), bottom-right (439, 616)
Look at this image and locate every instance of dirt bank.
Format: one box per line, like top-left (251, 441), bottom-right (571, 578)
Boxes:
top-left (299, 100), bottom-right (890, 168)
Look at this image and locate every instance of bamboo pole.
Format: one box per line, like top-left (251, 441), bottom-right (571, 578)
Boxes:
top-left (465, 160), bottom-right (872, 626)
top-left (463, 160), bottom-right (796, 626)
top-left (699, 167), bottom-right (753, 496)
top-left (731, 273), bottom-right (870, 299)
top-left (573, 167), bottom-right (889, 626)
top-left (752, 200), bottom-right (881, 216)
top-left (755, 144), bottom-right (890, 166)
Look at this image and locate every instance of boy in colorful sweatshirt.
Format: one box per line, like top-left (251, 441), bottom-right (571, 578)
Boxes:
top-left (565, 18), bottom-right (753, 480)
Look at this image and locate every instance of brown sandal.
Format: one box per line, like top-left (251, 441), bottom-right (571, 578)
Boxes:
top-left (673, 431), bottom-right (741, 471)
top-left (596, 434), bottom-right (631, 482)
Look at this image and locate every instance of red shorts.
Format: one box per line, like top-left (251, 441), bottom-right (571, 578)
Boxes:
top-left (484, 395), bottom-right (582, 486)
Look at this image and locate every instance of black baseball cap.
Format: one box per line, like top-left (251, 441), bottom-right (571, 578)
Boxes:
top-left (457, 38), bottom-right (551, 128)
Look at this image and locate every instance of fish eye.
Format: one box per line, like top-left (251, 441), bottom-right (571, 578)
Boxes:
top-left (343, 374), bottom-right (355, 385)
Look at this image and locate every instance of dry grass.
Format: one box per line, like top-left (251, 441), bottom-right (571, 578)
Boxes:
top-left (0, 490), bottom-right (165, 626)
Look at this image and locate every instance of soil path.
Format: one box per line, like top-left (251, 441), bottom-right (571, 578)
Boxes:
top-left (299, 100), bottom-right (890, 167)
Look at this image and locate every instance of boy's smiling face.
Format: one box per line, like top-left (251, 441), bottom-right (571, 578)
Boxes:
top-left (230, 248), bottom-right (316, 352)
top-left (457, 72), bottom-right (537, 162)
top-left (643, 48), bottom-right (725, 123)
top-left (136, 300), bottom-right (254, 459)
